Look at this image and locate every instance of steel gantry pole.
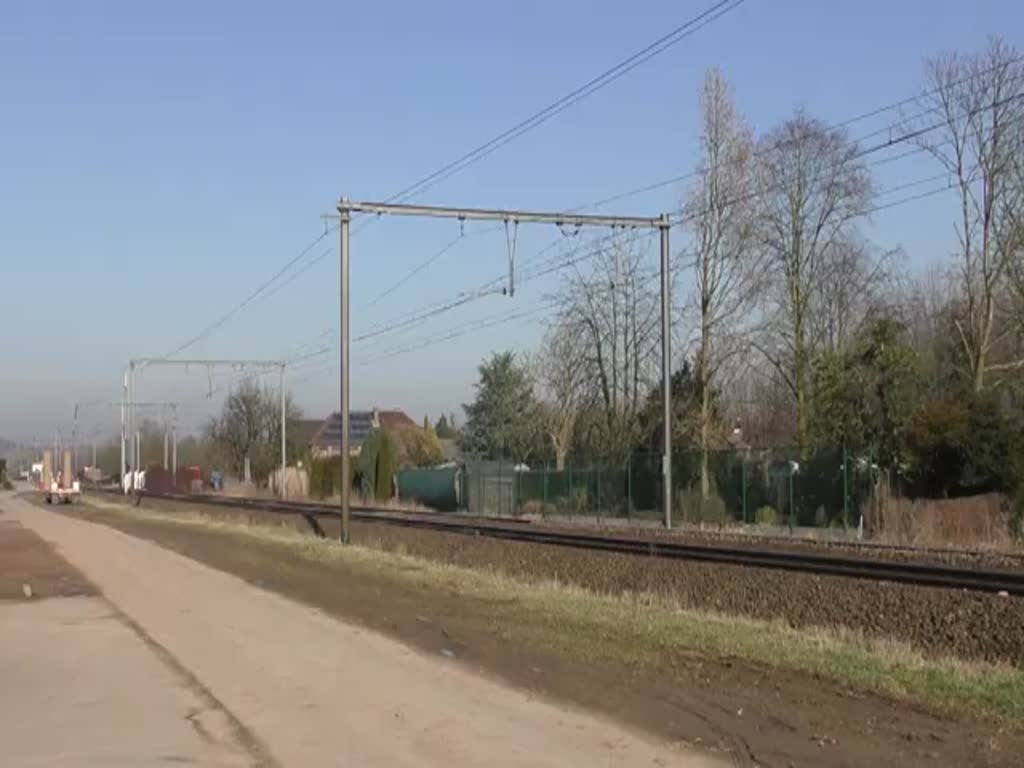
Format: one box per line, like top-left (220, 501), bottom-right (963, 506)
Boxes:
top-left (659, 214), bottom-right (673, 528)
top-left (280, 363), bottom-right (287, 499)
top-left (338, 197), bottom-right (675, 528)
top-left (128, 362), bottom-right (135, 484)
top-left (121, 370), bottom-right (127, 484)
top-left (171, 404), bottom-right (178, 479)
top-left (339, 200), bottom-right (352, 543)
top-left (72, 405), bottom-right (79, 477)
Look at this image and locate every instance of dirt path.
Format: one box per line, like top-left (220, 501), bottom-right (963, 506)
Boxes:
top-left (4, 494), bottom-right (721, 767)
top-left (0, 517), bottom-right (260, 767)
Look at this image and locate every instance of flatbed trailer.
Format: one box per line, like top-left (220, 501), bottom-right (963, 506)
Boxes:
top-left (41, 478), bottom-right (80, 504)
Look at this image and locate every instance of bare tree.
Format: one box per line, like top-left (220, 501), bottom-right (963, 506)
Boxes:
top-left (207, 378), bottom-right (301, 483)
top-left (684, 68), bottom-right (760, 496)
top-left (556, 233), bottom-right (660, 463)
top-left (811, 239), bottom-right (899, 354)
top-left (913, 38), bottom-right (1024, 390)
top-left (535, 322), bottom-right (589, 469)
top-left (756, 111), bottom-right (874, 450)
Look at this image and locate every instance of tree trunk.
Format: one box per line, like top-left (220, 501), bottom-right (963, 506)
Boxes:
top-left (555, 448), bottom-right (567, 472)
top-left (699, 318), bottom-right (713, 498)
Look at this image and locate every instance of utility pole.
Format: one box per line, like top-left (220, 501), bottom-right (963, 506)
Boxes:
top-left (339, 202), bottom-right (352, 542)
top-left (659, 213), bottom-right (673, 528)
top-left (171, 404), bottom-right (178, 478)
top-left (280, 365), bottom-right (287, 499)
top-left (128, 362), bottom-right (135, 484)
top-left (336, 198), bottom-right (675, 529)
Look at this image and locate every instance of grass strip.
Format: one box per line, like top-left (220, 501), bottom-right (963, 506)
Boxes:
top-left (86, 500), bottom-right (1024, 725)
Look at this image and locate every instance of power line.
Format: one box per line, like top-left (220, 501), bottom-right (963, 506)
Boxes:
top-left (257, 239), bottom-right (337, 306)
top-left (357, 175), bottom-right (958, 365)
top-left (172, 41), bottom-right (1020, 361)
top-left (351, 110), bottom-right (981, 347)
top-left (360, 300), bottom-right (560, 364)
top-left (353, 290), bottom-right (493, 343)
top-left (384, 0), bottom-right (747, 206)
top-left (360, 232), bottom-right (465, 309)
top-left (592, 79), bottom-right (1024, 211)
top-left (162, 228), bottom-right (332, 359)
top-left (354, 75), bottom-right (1009, 322)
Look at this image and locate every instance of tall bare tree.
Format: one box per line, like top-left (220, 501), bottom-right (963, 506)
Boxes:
top-left (556, 234), bottom-right (660, 463)
top-left (914, 38), bottom-right (1024, 390)
top-left (535, 322), bottom-right (589, 469)
top-left (684, 68), bottom-right (760, 496)
top-left (756, 112), bottom-right (874, 450)
top-left (811, 239), bottom-right (899, 354)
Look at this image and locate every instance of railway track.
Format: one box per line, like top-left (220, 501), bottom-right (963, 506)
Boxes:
top-left (91, 488), bottom-right (1024, 596)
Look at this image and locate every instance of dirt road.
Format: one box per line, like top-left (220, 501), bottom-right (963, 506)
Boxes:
top-left (0, 518), bottom-right (258, 767)
top-left (3, 493), bottom-right (721, 767)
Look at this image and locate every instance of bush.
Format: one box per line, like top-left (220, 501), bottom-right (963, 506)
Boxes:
top-left (375, 431), bottom-right (395, 501)
top-left (1013, 487), bottom-right (1024, 541)
top-left (906, 394), bottom-right (1024, 498)
top-left (557, 487), bottom-right (589, 517)
top-left (677, 488), bottom-right (729, 525)
top-left (873, 493), bottom-right (1013, 548)
top-left (392, 425), bottom-right (445, 468)
top-left (307, 456), bottom-right (358, 500)
top-left (359, 428), bottom-right (397, 501)
top-left (755, 505), bottom-right (778, 525)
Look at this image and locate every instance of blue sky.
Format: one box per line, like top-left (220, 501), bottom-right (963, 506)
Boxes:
top-left (1, 0), bottom-right (1021, 442)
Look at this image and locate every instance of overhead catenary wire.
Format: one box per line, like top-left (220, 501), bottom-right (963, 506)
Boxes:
top-left (257, 238), bottom-right (337, 306)
top-left (353, 89), bottom-right (1018, 344)
top-left (589, 55), bottom-right (1024, 210)
top-left (359, 231), bottom-right (466, 309)
top-left (383, 0), bottom-right (747, 207)
top-left (350, 96), bottom-right (1001, 348)
top-left (168, 42), bottom-right (1021, 364)
top-left (353, 173), bottom-right (960, 366)
top-left (161, 227), bottom-right (332, 359)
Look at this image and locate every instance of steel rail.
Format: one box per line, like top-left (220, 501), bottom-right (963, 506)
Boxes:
top-left (94, 489), bottom-right (1024, 596)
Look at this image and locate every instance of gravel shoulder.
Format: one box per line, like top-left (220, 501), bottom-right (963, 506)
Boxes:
top-left (5, 492), bottom-right (723, 768)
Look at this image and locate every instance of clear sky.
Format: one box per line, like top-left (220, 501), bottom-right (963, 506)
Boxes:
top-left (1, 0), bottom-right (1021, 444)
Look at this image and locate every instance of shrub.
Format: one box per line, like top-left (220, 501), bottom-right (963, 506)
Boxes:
top-left (872, 493), bottom-right (1013, 548)
top-left (755, 505), bottom-right (778, 525)
top-left (374, 430), bottom-right (396, 501)
top-left (392, 425), bottom-right (445, 468)
top-left (557, 487), bottom-right (589, 517)
top-left (677, 488), bottom-right (729, 525)
top-left (1013, 487), bottom-right (1024, 541)
top-left (307, 456), bottom-right (357, 499)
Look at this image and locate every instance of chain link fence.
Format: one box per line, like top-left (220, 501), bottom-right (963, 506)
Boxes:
top-left (464, 448), bottom-right (873, 533)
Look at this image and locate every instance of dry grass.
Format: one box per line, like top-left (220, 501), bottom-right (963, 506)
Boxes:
top-left (874, 493), bottom-right (1017, 550)
top-left (85, 498), bottom-right (1024, 724)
